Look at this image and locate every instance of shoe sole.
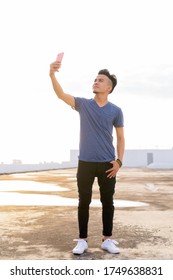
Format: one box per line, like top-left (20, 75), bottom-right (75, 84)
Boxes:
top-left (73, 249), bottom-right (87, 255)
top-left (101, 247), bottom-right (120, 254)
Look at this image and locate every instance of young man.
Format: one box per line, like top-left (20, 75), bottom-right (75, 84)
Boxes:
top-left (49, 61), bottom-right (125, 255)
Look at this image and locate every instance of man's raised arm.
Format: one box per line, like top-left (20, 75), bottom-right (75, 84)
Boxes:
top-left (49, 61), bottom-right (75, 108)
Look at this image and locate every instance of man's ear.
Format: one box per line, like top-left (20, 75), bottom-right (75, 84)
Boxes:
top-left (108, 85), bottom-right (112, 94)
top-left (107, 79), bottom-right (113, 94)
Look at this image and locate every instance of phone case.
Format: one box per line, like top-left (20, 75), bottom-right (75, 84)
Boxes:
top-left (56, 52), bottom-right (64, 62)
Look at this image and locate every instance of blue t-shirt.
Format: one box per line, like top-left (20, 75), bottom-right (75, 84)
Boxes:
top-left (75, 97), bottom-right (124, 162)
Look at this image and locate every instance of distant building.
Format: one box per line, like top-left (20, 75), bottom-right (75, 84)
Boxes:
top-left (1, 149), bottom-right (173, 174)
top-left (123, 149), bottom-right (173, 168)
top-left (69, 149), bottom-right (173, 169)
top-left (12, 159), bottom-right (22, 164)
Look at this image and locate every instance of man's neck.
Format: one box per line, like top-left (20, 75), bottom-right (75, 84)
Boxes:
top-left (94, 94), bottom-right (109, 107)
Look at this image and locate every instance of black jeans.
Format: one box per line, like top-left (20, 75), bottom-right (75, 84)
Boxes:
top-left (76, 160), bottom-right (116, 238)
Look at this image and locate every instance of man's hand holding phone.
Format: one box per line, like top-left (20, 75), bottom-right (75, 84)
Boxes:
top-left (49, 52), bottom-right (64, 77)
top-left (56, 52), bottom-right (64, 63)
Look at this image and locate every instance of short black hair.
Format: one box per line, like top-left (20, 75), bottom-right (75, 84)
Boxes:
top-left (98, 69), bottom-right (117, 93)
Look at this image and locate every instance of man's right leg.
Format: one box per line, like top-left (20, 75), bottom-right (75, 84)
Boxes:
top-left (77, 161), bottom-right (95, 238)
top-left (73, 161), bottom-right (95, 255)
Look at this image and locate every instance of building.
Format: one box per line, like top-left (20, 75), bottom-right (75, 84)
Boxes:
top-left (69, 149), bottom-right (173, 169)
top-left (123, 149), bottom-right (173, 168)
top-left (0, 149), bottom-right (173, 174)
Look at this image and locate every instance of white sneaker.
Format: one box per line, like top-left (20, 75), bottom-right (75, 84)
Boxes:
top-left (101, 239), bottom-right (120, 254)
top-left (72, 239), bottom-right (88, 255)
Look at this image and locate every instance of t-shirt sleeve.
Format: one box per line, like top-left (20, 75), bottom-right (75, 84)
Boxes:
top-left (113, 108), bottom-right (124, 127)
top-left (74, 97), bottom-right (83, 112)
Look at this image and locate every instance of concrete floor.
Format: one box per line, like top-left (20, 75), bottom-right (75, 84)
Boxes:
top-left (0, 168), bottom-right (173, 260)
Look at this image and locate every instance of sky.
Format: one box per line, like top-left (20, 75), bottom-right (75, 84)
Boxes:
top-left (0, 0), bottom-right (173, 164)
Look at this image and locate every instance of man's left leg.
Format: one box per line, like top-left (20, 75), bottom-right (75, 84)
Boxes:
top-left (98, 162), bottom-right (115, 237)
top-left (98, 162), bottom-right (120, 254)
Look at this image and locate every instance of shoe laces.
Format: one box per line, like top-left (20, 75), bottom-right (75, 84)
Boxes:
top-left (73, 239), bottom-right (87, 243)
top-left (104, 239), bottom-right (119, 245)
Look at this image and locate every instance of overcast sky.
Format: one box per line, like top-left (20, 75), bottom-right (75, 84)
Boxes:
top-left (0, 0), bottom-right (173, 163)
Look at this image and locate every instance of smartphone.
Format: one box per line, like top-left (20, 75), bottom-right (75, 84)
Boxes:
top-left (56, 52), bottom-right (64, 62)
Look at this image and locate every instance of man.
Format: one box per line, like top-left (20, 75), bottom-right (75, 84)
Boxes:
top-left (49, 60), bottom-right (125, 255)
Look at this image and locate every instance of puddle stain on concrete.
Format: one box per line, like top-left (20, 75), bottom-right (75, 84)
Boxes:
top-left (0, 180), bottom-right (149, 208)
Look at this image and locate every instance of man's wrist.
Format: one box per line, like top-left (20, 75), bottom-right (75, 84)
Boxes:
top-left (116, 158), bottom-right (122, 168)
top-left (49, 72), bottom-right (55, 78)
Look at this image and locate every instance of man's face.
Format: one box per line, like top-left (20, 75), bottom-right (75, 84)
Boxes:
top-left (92, 74), bottom-right (112, 94)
